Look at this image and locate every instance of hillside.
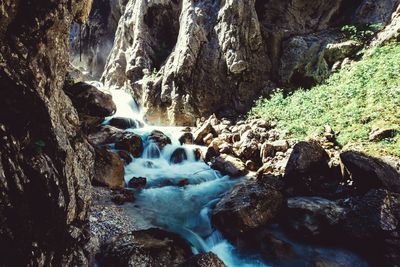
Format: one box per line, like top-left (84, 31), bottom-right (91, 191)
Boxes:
top-left (250, 43), bottom-right (400, 157)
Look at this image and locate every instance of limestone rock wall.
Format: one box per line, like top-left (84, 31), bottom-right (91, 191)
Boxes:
top-left (100, 0), bottom-right (400, 125)
top-left (0, 1), bottom-right (94, 266)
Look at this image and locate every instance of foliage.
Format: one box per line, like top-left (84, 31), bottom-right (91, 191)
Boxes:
top-left (341, 23), bottom-right (384, 43)
top-left (34, 139), bottom-right (46, 154)
top-left (250, 43), bottom-right (400, 157)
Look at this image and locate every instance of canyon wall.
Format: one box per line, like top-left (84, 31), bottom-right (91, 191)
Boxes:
top-left (0, 1), bottom-right (94, 266)
top-left (97, 0), bottom-right (399, 125)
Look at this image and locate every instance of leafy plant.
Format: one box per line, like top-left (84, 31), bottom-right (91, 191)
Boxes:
top-left (341, 23), bottom-right (384, 43)
top-left (249, 43), bottom-right (400, 157)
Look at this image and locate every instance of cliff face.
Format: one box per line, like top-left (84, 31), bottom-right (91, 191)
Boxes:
top-left (98, 0), bottom-right (399, 125)
top-left (0, 1), bottom-right (94, 266)
top-left (70, 0), bottom-right (127, 79)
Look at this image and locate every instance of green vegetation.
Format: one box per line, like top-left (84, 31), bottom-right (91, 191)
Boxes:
top-left (341, 23), bottom-right (384, 44)
top-left (250, 43), bottom-right (400, 157)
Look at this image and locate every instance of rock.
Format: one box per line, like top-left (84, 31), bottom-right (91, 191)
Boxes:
top-left (170, 148), bottom-right (188, 164)
top-left (260, 232), bottom-right (297, 262)
top-left (205, 146), bottom-right (219, 162)
top-left (65, 82), bottom-right (116, 117)
top-left (111, 189), bottom-right (135, 205)
top-left (212, 180), bottom-right (284, 243)
top-left (211, 154), bottom-right (248, 177)
top-left (94, 148), bottom-right (125, 189)
top-left (0, 1), bottom-right (95, 265)
top-left (369, 128), bottom-right (397, 141)
top-left (374, 4), bottom-right (400, 45)
top-left (117, 150), bottom-right (132, 165)
top-left (194, 148), bottom-right (203, 161)
top-left (179, 252), bottom-right (226, 267)
top-left (245, 160), bottom-right (258, 172)
top-left (285, 197), bottom-right (345, 239)
top-left (127, 177), bottom-right (147, 189)
top-left (109, 117), bottom-right (144, 130)
top-left (178, 179), bottom-right (190, 187)
top-left (203, 133), bottom-right (214, 145)
top-left (341, 189), bottom-right (400, 265)
top-left (98, 228), bottom-right (193, 267)
top-left (340, 151), bottom-right (400, 194)
top-left (114, 132), bottom-right (144, 158)
top-left (260, 142), bottom-right (276, 162)
top-left (148, 130), bottom-right (171, 150)
top-left (70, 0), bottom-right (124, 79)
top-left (80, 114), bottom-right (105, 132)
top-left (271, 140), bottom-right (290, 152)
top-left (193, 121), bottom-right (217, 145)
top-left (284, 141), bottom-right (340, 197)
top-left (179, 132), bottom-right (194, 145)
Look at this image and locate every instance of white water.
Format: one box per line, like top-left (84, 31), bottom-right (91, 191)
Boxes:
top-left (90, 82), bottom-right (370, 267)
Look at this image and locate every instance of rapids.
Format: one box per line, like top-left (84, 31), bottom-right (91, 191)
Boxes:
top-left (89, 82), bottom-right (370, 267)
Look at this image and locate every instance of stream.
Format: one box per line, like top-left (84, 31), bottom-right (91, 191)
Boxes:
top-left (90, 82), bottom-right (370, 267)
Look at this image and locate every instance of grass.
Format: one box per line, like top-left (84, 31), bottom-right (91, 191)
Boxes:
top-left (250, 43), bottom-right (400, 157)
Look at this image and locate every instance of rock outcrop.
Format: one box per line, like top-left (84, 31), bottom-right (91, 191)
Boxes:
top-left (70, 0), bottom-right (127, 79)
top-left (99, 0), bottom-right (400, 125)
top-left (0, 0), bottom-right (94, 266)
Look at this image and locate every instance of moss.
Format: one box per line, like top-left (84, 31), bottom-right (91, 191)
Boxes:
top-left (250, 43), bottom-right (400, 157)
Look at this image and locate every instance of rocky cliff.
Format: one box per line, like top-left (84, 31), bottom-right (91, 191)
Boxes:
top-left (97, 0), bottom-right (399, 125)
top-left (0, 1), bottom-right (94, 266)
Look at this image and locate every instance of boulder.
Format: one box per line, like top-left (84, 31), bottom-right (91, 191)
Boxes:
top-left (98, 228), bottom-right (193, 267)
top-left (179, 132), bottom-right (194, 145)
top-left (65, 82), bottom-right (116, 117)
top-left (285, 197), bottom-right (345, 239)
top-left (111, 189), bottom-right (135, 205)
top-left (114, 132), bottom-right (144, 158)
top-left (205, 146), bottom-right (219, 162)
top-left (340, 151), bottom-right (400, 194)
top-left (212, 180), bottom-right (284, 243)
top-left (127, 177), bottom-right (147, 189)
top-left (369, 128), bottom-right (397, 142)
top-left (341, 189), bottom-right (400, 265)
top-left (211, 154), bottom-right (248, 177)
top-left (148, 130), bottom-right (172, 150)
top-left (117, 150), bottom-right (132, 165)
top-left (284, 141), bottom-right (339, 197)
top-left (260, 232), bottom-right (297, 262)
top-left (271, 140), bottom-right (290, 152)
top-left (179, 252), bottom-right (226, 267)
top-left (109, 117), bottom-right (144, 130)
top-left (94, 148), bottom-right (125, 189)
top-left (193, 121), bottom-right (217, 145)
top-left (170, 148), bottom-right (188, 164)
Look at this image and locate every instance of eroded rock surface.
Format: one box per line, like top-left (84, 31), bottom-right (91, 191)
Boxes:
top-left (0, 0), bottom-right (94, 265)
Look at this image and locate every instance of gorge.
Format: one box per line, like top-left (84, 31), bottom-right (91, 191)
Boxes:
top-left (1, 0), bottom-right (400, 266)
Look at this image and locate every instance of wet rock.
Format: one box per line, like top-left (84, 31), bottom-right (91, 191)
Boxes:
top-left (111, 189), bottom-right (135, 205)
top-left (178, 179), bottom-right (190, 187)
top-left (260, 232), bottom-right (297, 262)
top-left (114, 132), bottom-right (144, 158)
top-left (170, 148), bottom-right (188, 164)
top-left (245, 160), bottom-right (258, 172)
top-left (65, 82), bottom-right (116, 117)
top-left (179, 252), bottom-right (226, 267)
top-left (341, 189), bottom-right (400, 265)
top-left (88, 125), bottom-right (124, 145)
top-left (179, 132), bottom-right (194, 145)
top-left (98, 228), bottom-right (193, 267)
top-left (94, 148), bottom-right (125, 189)
top-left (127, 177), bottom-right (147, 189)
top-left (117, 150), bottom-right (132, 165)
top-left (284, 141), bottom-right (340, 197)
top-left (193, 121), bottom-right (217, 145)
top-left (340, 151), bottom-right (400, 194)
top-left (149, 130), bottom-right (172, 150)
top-left (109, 117), bottom-right (144, 130)
top-left (211, 154), bottom-right (248, 177)
top-left (194, 148), bottom-right (203, 161)
top-left (80, 114), bottom-right (105, 132)
top-left (212, 180), bottom-right (284, 243)
top-left (285, 197), bottom-right (345, 239)
top-left (205, 146), bottom-right (220, 163)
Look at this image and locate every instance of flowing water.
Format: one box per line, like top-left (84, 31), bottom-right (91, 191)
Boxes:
top-left (89, 82), bottom-right (370, 267)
